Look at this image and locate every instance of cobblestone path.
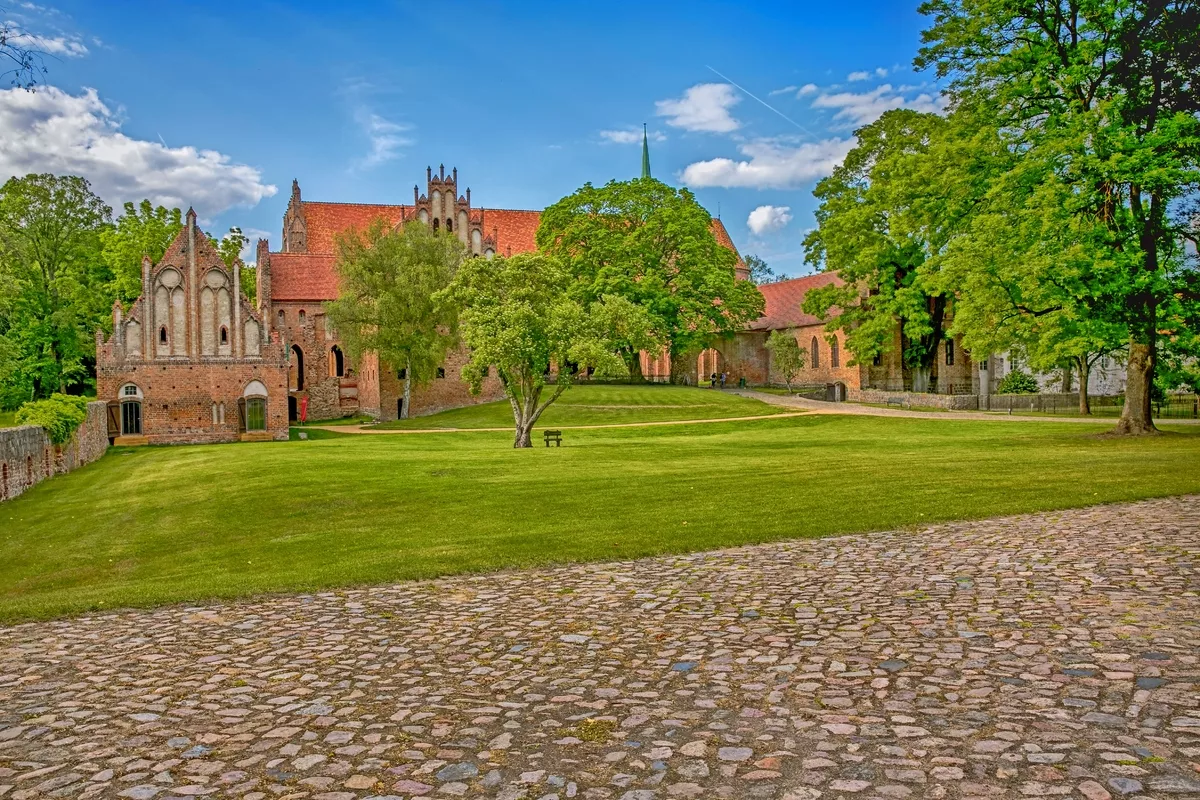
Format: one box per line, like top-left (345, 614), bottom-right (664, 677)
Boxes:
top-left (1, 497), bottom-right (1198, 800)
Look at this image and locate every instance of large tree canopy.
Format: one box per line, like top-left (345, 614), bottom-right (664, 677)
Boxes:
top-left (802, 109), bottom-right (968, 392)
top-left (444, 251), bottom-right (655, 447)
top-left (0, 173), bottom-right (110, 405)
top-left (917, 0), bottom-right (1200, 432)
top-left (537, 178), bottom-right (763, 382)
top-left (326, 221), bottom-right (463, 419)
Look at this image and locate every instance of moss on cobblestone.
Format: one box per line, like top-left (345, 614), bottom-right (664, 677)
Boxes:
top-left (1, 415), bottom-right (1199, 622)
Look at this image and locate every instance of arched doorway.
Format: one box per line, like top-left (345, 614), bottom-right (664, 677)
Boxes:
top-left (396, 398), bottom-right (404, 419)
top-left (329, 345), bottom-right (344, 377)
top-left (119, 383), bottom-right (143, 435)
top-left (288, 395), bottom-right (298, 422)
top-left (290, 345), bottom-right (304, 390)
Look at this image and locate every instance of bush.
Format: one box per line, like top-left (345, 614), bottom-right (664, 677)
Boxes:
top-left (996, 370), bottom-right (1039, 395)
top-left (15, 394), bottom-right (89, 444)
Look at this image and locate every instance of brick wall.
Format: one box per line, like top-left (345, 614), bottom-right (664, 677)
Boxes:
top-left (96, 359), bottom-right (289, 444)
top-left (273, 302), bottom-right (354, 421)
top-left (1, 401), bottom-right (108, 502)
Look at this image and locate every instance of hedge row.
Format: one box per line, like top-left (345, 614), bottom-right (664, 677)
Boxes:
top-left (15, 394), bottom-right (90, 444)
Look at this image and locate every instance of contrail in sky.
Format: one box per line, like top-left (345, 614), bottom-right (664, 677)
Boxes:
top-left (706, 65), bottom-right (817, 138)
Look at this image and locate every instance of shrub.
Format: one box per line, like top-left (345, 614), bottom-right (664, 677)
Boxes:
top-left (996, 370), bottom-right (1039, 395)
top-left (15, 394), bottom-right (89, 444)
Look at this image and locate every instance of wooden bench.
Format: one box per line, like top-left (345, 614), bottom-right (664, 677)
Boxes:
top-left (543, 430), bottom-right (563, 447)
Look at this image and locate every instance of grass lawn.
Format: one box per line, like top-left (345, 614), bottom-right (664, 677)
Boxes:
top-left (0, 410), bottom-right (17, 427)
top-left (2, 411), bottom-right (1199, 623)
top-left (370, 384), bottom-right (790, 429)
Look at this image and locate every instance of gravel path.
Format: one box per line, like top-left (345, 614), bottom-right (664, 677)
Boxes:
top-left (1, 497), bottom-right (1198, 799)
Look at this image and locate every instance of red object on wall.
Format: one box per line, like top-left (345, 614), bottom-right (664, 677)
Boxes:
top-left (300, 395), bottom-right (308, 423)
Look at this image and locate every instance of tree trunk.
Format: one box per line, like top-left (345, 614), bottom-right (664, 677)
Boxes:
top-left (402, 359), bottom-right (412, 419)
top-left (629, 348), bottom-right (643, 381)
top-left (911, 366), bottom-right (931, 394)
top-left (1114, 337), bottom-right (1156, 435)
top-left (1062, 366), bottom-right (1073, 394)
top-left (514, 419), bottom-right (534, 448)
top-left (1076, 357), bottom-right (1090, 416)
top-left (669, 347), bottom-right (697, 386)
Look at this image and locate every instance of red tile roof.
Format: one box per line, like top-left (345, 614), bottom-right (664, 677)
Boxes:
top-left (709, 218), bottom-right (742, 263)
top-left (272, 202), bottom-right (748, 302)
top-left (270, 253), bottom-right (338, 301)
top-left (480, 208), bottom-right (541, 256)
top-left (303, 202), bottom-right (409, 254)
top-left (748, 272), bottom-right (844, 331)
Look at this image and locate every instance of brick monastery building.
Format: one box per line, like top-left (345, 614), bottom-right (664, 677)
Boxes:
top-left (98, 155), bottom-right (985, 444)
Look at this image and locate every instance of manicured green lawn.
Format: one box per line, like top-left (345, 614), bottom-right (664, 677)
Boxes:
top-left (3, 413), bottom-right (1198, 623)
top-left (371, 384), bottom-right (790, 429)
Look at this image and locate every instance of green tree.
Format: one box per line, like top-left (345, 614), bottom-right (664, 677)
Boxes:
top-left (327, 221), bottom-right (463, 418)
top-left (444, 251), bottom-right (655, 447)
top-left (917, 0), bottom-right (1200, 433)
top-left (537, 178), bottom-right (763, 383)
top-left (802, 110), bottom-right (967, 392)
top-left (764, 330), bottom-right (806, 393)
top-left (996, 369), bottom-right (1039, 395)
top-left (211, 226), bottom-right (256, 306)
top-left (100, 201), bottom-right (183, 304)
top-left (0, 174), bottom-right (111, 404)
top-left (745, 254), bottom-right (782, 285)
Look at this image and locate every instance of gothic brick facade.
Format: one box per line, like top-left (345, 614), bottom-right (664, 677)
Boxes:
top-left (96, 211), bottom-right (289, 444)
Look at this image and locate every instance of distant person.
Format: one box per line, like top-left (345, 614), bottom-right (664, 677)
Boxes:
top-left (720, 372), bottom-right (727, 389)
top-left (710, 372), bottom-right (717, 388)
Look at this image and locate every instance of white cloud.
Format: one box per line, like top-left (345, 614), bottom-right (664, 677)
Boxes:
top-left (680, 137), bottom-right (856, 189)
top-left (599, 128), bottom-right (666, 145)
top-left (0, 86), bottom-right (276, 215)
top-left (747, 204), bottom-right (793, 235)
top-left (875, 67), bottom-right (889, 78)
top-left (655, 83), bottom-right (741, 133)
top-left (2, 19), bottom-right (87, 57)
top-left (796, 83), bottom-right (818, 96)
top-left (768, 85), bottom-right (798, 97)
top-left (811, 84), bottom-right (947, 127)
top-left (847, 71), bottom-right (871, 82)
top-left (355, 109), bottom-right (412, 168)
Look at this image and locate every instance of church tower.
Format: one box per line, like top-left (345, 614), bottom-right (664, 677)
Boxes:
top-left (641, 123), bottom-right (652, 179)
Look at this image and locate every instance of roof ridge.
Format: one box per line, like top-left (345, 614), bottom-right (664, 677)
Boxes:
top-left (301, 200), bottom-right (412, 208)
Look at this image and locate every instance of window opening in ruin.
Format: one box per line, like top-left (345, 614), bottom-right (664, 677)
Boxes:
top-left (831, 338), bottom-right (840, 368)
top-left (220, 326), bottom-right (228, 345)
top-left (299, 309), bottom-right (306, 324)
top-left (811, 337), bottom-right (820, 369)
top-left (330, 345), bottom-right (345, 377)
top-left (159, 326), bottom-right (168, 344)
top-left (946, 339), bottom-right (955, 366)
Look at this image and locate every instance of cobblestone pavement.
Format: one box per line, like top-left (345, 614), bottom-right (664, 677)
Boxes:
top-left (2, 497), bottom-right (1198, 800)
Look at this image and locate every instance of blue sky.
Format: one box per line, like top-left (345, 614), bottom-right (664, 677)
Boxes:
top-left (0, 0), bottom-right (943, 277)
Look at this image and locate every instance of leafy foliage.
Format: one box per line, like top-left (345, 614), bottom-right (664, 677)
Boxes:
top-left (99, 201), bottom-right (182, 305)
top-left (744, 255), bottom-right (783, 285)
top-left (327, 221), bottom-right (463, 418)
top-left (537, 178), bottom-right (762, 380)
top-left (916, 0), bottom-right (1200, 433)
top-left (0, 174), bottom-right (111, 405)
top-left (764, 330), bottom-right (806, 392)
top-left (995, 370), bottom-right (1039, 395)
top-left (444, 251), bottom-right (656, 447)
top-left (15, 393), bottom-right (88, 444)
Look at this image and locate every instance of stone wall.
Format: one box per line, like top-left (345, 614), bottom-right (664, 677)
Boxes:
top-left (1, 400), bottom-right (108, 502)
top-left (375, 345), bottom-right (506, 420)
top-left (848, 388), bottom-right (981, 410)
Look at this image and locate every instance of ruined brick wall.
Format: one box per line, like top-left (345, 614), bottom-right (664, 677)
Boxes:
top-left (1, 400), bottom-right (108, 502)
top-left (273, 302), bottom-right (353, 421)
top-left (96, 358), bottom-right (289, 444)
top-left (375, 345), bottom-right (505, 420)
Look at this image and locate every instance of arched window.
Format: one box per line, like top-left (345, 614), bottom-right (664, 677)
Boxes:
top-left (299, 309), bottom-right (306, 324)
top-left (446, 218), bottom-right (453, 232)
top-left (945, 339), bottom-right (955, 366)
top-left (432, 218), bottom-right (440, 232)
top-left (329, 345), bottom-right (344, 377)
top-left (484, 248), bottom-right (495, 260)
top-left (159, 326), bottom-right (168, 344)
top-left (471, 229), bottom-right (482, 254)
top-left (290, 345), bottom-right (304, 391)
top-left (277, 309), bottom-right (285, 326)
top-left (811, 337), bottom-right (820, 369)
top-left (830, 338), bottom-right (840, 368)
top-left (220, 326), bottom-right (228, 345)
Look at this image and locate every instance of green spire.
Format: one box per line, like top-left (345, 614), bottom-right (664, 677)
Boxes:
top-left (641, 123), bottom-right (651, 179)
